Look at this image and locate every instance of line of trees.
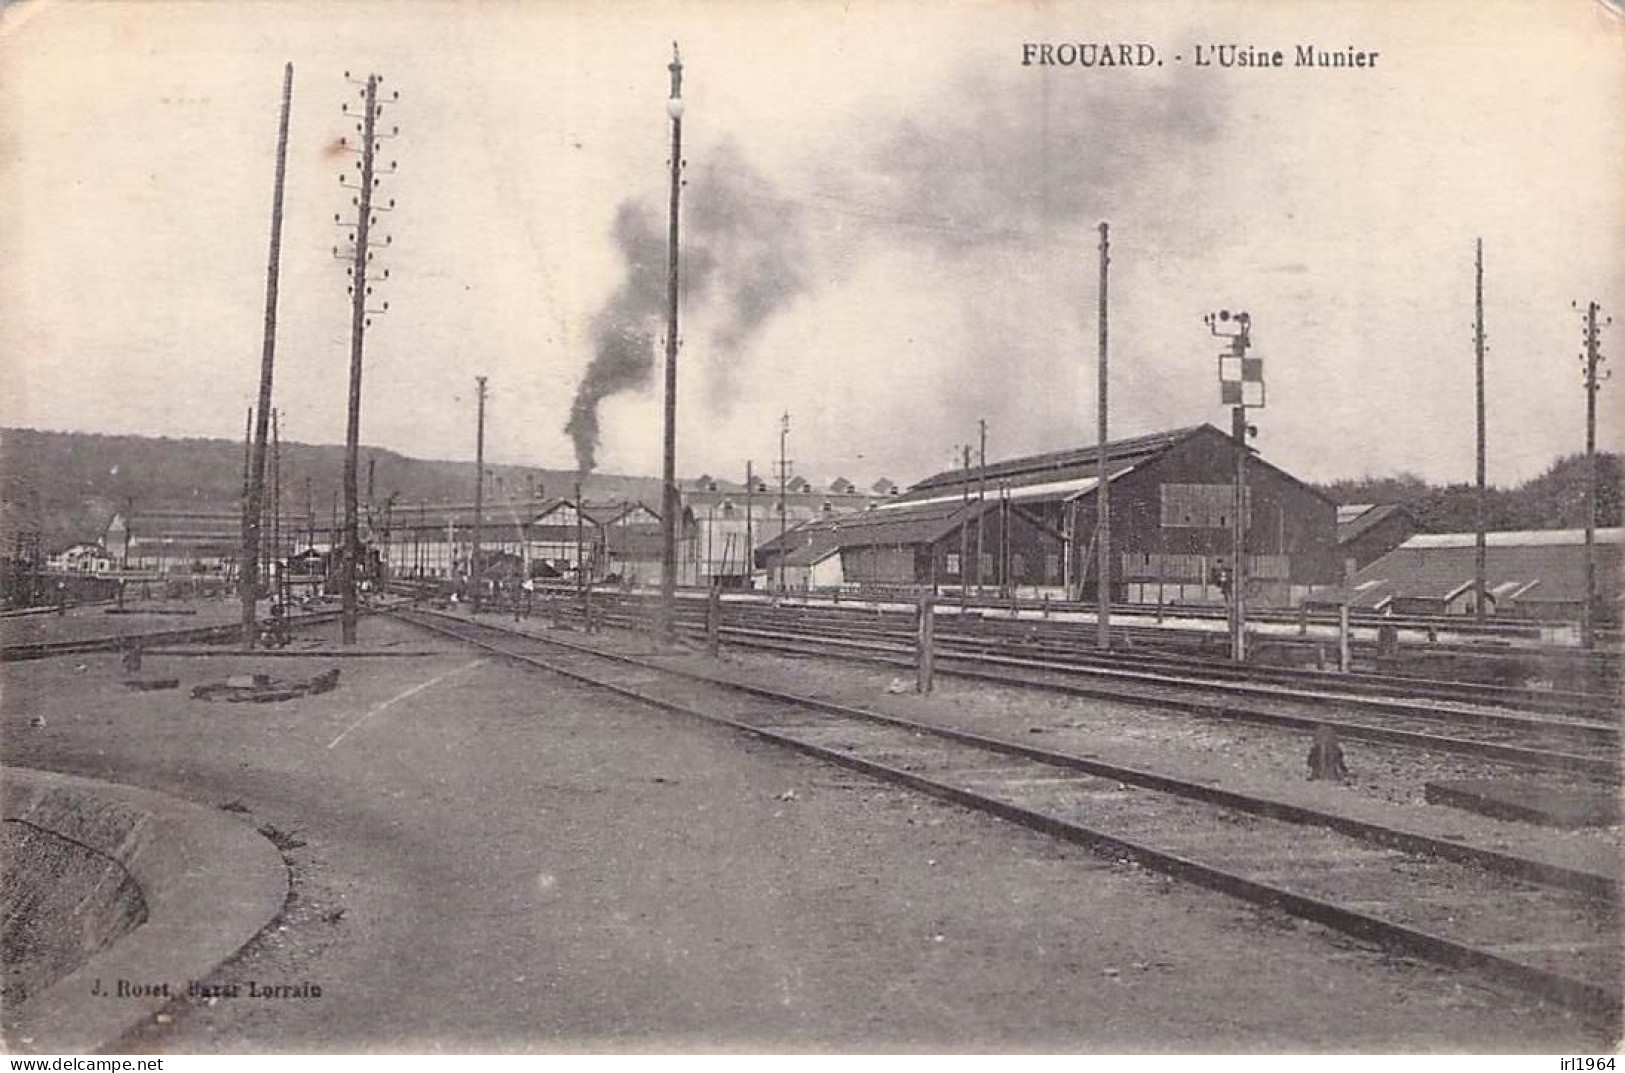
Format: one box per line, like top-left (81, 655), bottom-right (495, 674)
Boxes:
top-left (1316, 452), bottom-right (1622, 533)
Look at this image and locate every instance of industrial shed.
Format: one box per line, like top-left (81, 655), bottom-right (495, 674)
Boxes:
top-left (105, 505), bottom-right (253, 575)
top-left (1336, 503), bottom-right (1417, 575)
top-left (893, 424), bottom-right (1339, 606)
top-left (1321, 528), bottom-right (1623, 621)
top-left (755, 517), bottom-right (846, 589)
top-left (755, 497), bottom-right (1062, 594)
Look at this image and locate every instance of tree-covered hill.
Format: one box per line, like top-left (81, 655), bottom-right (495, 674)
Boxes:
top-left (0, 428), bottom-right (662, 552)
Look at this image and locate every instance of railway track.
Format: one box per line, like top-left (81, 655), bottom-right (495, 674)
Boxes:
top-left (0, 608), bottom-right (346, 662)
top-left (394, 606), bottom-right (1621, 1021)
top-left (681, 596), bottom-right (1619, 719)
top-left (512, 593), bottom-right (1621, 781)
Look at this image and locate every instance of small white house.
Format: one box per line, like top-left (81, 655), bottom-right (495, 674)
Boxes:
top-left (47, 542), bottom-right (116, 575)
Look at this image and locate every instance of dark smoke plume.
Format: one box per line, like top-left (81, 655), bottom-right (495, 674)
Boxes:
top-left (564, 202), bottom-right (686, 475)
top-left (565, 142), bottom-right (807, 474)
top-left (685, 141), bottom-right (808, 378)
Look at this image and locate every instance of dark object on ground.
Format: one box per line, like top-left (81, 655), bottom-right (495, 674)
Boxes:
top-left (1425, 778), bottom-right (1619, 829)
top-left (191, 668), bottom-right (341, 703)
top-left (256, 824), bottom-right (306, 852)
top-left (121, 642), bottom-right (143, 672)
top-left (122, 678), bottom-right (179, 692)
top-left (1307, 725), bottom-right (1349, 782)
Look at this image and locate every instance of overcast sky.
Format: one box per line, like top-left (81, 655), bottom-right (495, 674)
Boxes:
top-left (2, 0), bottom-right (1621, 490)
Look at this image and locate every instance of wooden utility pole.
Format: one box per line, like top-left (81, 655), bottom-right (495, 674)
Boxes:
top-left (977, 419), bottom-right (987, 597)
top-left (744, 460), bottom-right (754, 585)
top-left (1096, 221), bottom-right (1111, 650)
top-left (272, 408), bottom-right (282, 607)
top-left (240, 62), bottom-right (293, 649)
top-left (1000, 482), bottom-right (1012, 597)
top-left (960, 445), bottom-right (971, 599)
top-left (1473, 239), bottom-right (1488, 624)
top-left (239, 407), bottom-right (253, 587)
top-left (471, 375), bottom-right (488, 612)
top-left (659, 43), bottom-right (685, 638)
top-left (1577, 299), bottom-right (1611, 650)
top-left (778, 411), bottom-right (790, 592)
top-left (341, 75), bottom-right (377, 643)
top-left (575, 479), bottom-right (594, 628)
top-left (336, 70), bottom-right (400, 643)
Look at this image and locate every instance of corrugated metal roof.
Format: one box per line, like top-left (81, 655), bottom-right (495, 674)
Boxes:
top-left (1337, 533), bottom-right (1623, 607)
top-left (879, 469), bottom-right (1135, 511)
top-left (904, 425), bottom-right (1207, 497)
top-left (1401, 528), bottom-right (1624, 549)
top-left (824, 499), bottom-right (997, 550)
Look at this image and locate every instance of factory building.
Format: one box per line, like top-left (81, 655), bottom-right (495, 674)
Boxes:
top-left (684, 475), bottom-right (892, 588)
top-left (380, 496), bottom-right (696, 585)
top-left (758, 425), bottom-right (1339, 606)
top-left (104, 505), bottom-right (316, 576)
top-left (1320, 528), bottom-right (1623, 622)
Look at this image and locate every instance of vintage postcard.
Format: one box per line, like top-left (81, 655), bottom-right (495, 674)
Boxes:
top-left (1, 0), bottom-right (1620, 1057)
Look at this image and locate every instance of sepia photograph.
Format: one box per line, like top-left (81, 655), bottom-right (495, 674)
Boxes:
top-left (1, 0), bottom-right (1621, 1057)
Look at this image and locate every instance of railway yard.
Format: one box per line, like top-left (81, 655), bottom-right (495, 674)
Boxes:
top-left (2, 592), bottom-right (1619, 1051)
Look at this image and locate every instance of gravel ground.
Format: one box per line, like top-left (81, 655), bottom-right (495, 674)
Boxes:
top-left (2, 612), bottom-right (1616, 1051)
top-left (630, 634), bottom-right (1621, 878)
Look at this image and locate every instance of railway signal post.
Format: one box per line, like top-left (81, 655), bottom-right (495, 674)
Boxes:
top-left (1207, 309), bottom-right (1260, 663)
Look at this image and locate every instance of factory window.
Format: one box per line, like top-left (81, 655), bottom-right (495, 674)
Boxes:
top-left (1010, 553), bottom-right (1026, 579)
top-left (1122, 553), bottom-right (1208, 581)
top-left (980, 552), bottom-right (994, 576)
top-left (945, 552), bottom-right (961, 576)
top-left (1160, 484), bottom-right (1251, 529)
top-left (1045, 553), bottom-right (1060, 581)
top-left (1248, 554), bottom-right (1289, 580)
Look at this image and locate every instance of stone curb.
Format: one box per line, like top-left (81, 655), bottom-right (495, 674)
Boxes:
top-left (3, 766), bottom-right (288, 1054)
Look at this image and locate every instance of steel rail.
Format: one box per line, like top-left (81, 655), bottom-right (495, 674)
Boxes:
top-left (681, 600), bottom-right (1619, 719)
top-left (394, 608), bottom-right (1621, 1018)
top-left (531, 600), bottom-right (1619, 779)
